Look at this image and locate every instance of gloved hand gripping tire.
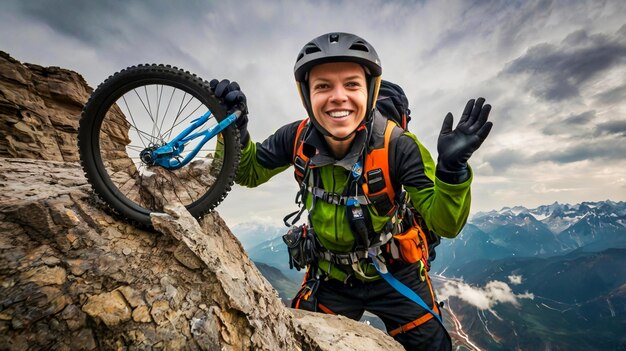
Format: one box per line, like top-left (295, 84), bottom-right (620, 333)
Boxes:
top-left (209, 79), bottom-right (250, 146)
top-left (436, 97), bottom-right (493, 184)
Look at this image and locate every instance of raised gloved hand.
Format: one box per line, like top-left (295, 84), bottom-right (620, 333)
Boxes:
top-left (436, 97), bottom-right (493, 183)
top-left (209, 79), bottom-right (249, 146)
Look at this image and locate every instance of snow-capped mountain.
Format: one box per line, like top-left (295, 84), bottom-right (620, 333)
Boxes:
top-left (230, 221), bottom-right (285, 249)
top-left (473, 200), bottom-right (626, 235)
top-left (434, 200), bottom-right (626, 274)
top-left (246, 233), bottom-right (305, 282)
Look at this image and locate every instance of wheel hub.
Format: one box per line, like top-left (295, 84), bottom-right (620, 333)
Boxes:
top-left (140, 147), bottom-right (158, 165)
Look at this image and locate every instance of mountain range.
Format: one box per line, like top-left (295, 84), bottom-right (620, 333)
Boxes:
top-left (235, 200), bottom-right (626, 280)
top-left (433, 200), bottom-right (626, 275)
top-left (231, 221), bottom-right (286, 250)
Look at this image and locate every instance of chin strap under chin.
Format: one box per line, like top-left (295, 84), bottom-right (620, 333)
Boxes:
top-left (327, 129), bottom-right (357, 141)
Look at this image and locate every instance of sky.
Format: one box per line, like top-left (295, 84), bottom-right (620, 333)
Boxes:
top-left (1, 0), bottom-right (625, 228)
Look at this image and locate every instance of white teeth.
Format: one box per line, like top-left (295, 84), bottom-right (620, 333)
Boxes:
top-left (328, 111), bottom-right (350, 118)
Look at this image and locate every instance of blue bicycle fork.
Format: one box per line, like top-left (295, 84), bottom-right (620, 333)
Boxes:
top-left (139, 110), bottom-right (240, 170)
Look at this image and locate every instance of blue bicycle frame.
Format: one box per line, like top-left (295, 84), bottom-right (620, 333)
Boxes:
top-left (145, 109), bottom-right (240, 170)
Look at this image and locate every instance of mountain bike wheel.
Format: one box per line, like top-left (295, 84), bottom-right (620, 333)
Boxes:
top-left (78, 64), bottom-right (240, 228)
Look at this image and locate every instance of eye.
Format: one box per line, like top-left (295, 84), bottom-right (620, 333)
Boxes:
top-left (346, 81), bottom-right (361, 89)
top-left (313, 83), bottom-right (330, 90)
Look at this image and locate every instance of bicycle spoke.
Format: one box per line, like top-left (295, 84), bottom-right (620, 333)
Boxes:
top-left (121, 96), bottom-right (149, 148)
top-left (152, 84), bottom-right (167, 143)
top-left (161, 102), bottom-right (211, 139)
top-left (133, 88), bottom-right (157, 144)
top-left (155, 84), bottom-right (168, 143)
top-left (169, 93), bottom-right (196, 136)
top-left (143, 85), bottom-right (159, 143)
top-left (143, 85), bottom-right (154, 126)
top-left (155, 171), bottom-right (187, 207)
top-left (162, 113), bottom-right (194, 138)
top-left (179, 102), bottom-right (204, 128)
top-left (155, 85), bottom-right (164, 138)
top-left (158, 86), bottom-right (176, 141)
top-left (135, 129), bottom-right (158, 141)
top-left (127, 144), bottom-right (145, 152)
top-left (165, 91), bottom-right (189, 141)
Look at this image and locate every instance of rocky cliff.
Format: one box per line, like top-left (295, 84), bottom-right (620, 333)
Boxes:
top-left (0, 51), bottom-right (403, 350)
top-left (0, 51), bottom-right (88, 161)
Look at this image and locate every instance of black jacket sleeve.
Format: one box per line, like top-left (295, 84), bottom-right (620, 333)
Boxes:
top-left (389, 133), bottom-right (435, 192)
top-left (255, 120), bottom-right (302, 169)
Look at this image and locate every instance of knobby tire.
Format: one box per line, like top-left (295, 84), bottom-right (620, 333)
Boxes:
top-left (78, 64), bottom-right (240, 228)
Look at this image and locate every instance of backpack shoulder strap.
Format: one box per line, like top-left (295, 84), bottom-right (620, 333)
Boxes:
top-left (362, 119), bottom-right (404, 216)
top-left (293, 118), bottom-right (310, 183)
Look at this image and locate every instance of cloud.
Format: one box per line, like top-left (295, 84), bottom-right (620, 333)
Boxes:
top-left (541, 110), bottom-right (596, 136)
top-left (508, 274), bottom-right (523, 285)
top-left (2, 0), bottom-right (625, 223)
top-left (537, 136), bottom-right (626, 163)
top-left (425, 0), bottom-right (555, 59)
top-left (530, 183), bottom-right (577, 194)
top-left (11, 0), bottom-right (211, 45)
top-left (596, 120), bottom-right (626, 137)
top-left (593, 83), bottom-right (626, 105)
top-left (484, 148), bottom-right (529, 172)
top-left (437, 279), bottom-right (534, 310)
top-left (484, 120), bottom-right (626, 174)
top-left (502, 25), bottom-right (626, 101)
top-left (564, 110), bottom-right (596, 125)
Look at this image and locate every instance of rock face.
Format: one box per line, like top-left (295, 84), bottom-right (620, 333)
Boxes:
top-left (0, 51), bottom-right (90, 161)
top-left (1, 158), bottom-right (295, 350)
top-left (0, 52), bottom-right (403, 350)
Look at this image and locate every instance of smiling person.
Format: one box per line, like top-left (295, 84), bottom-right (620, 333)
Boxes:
top-left (307, 61), bottom-right (368, 154)
top-left (210, 32), bottom-right (492, 351)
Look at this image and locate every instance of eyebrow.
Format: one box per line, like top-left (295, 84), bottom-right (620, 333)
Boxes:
top-left (343, 75), bottom-right (365, 81)
top-left (310, 75), bottom-right (365, 83)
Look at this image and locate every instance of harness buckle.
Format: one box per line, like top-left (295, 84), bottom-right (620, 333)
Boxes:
top-left (323, 192), bottom-right (341, 205)
top-left (349, 252), bottom-right (360, 265)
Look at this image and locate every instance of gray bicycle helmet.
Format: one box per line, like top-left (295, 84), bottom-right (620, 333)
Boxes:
top-left (294, 32), bottom-right (382, 140)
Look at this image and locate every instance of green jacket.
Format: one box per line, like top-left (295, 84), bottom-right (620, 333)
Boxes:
top-left (235, 112), bottom-right (472, 281)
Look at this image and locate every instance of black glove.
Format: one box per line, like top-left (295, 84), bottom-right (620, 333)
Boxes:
top-left (437, 97), bottom-right (493, 184)
top-left (209, 79), bottom-right (250, 146)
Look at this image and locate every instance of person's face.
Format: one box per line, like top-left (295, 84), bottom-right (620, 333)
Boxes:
top-left (308, 62), bottom-right (368, 140)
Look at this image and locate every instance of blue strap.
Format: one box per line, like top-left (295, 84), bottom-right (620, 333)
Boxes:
top-left (369, 251), bottom-right (442, 324)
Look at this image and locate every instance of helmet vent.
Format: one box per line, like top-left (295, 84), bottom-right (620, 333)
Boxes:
top-left (303, 43), bottom-right (321, 55)
top-left (349, 41), bottom-right (369, 52)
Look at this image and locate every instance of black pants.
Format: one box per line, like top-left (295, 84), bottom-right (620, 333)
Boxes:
top-left (297, 263), bottom-right (451, 351)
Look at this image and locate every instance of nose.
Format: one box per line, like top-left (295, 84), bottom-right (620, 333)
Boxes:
top-left (329, 85), bottom-right (348, 103)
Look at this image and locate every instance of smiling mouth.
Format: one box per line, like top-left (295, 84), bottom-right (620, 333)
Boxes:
top-left (327, 110), bottom-right (352, 118)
